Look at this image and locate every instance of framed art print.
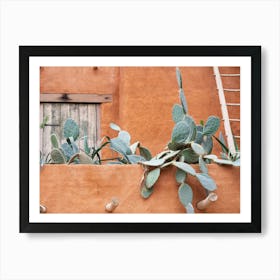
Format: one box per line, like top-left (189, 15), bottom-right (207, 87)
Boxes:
top-left (19, 46), bottom-right (261, 233)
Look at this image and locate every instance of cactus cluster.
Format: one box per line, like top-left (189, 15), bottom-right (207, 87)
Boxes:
top-left (44, 117), bottom-right (152, 165)
top-left (47, 118), bottom-right (99, 165)
top-left (139, 68), bottom-right (222, 213)
top-left (107, 123), bottom-right (152, 164)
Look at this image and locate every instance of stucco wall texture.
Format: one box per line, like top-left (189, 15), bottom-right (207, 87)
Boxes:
top-left (40, 66), bottom-right (240, 156)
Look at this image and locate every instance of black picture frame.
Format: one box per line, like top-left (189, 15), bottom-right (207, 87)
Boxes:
top-left (19, 46), bottom-right (261, 233)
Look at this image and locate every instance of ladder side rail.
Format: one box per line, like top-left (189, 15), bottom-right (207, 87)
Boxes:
top-left (213, 66), bottom-right (236, 155)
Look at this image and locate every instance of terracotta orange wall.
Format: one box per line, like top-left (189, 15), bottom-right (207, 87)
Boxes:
top-left (40, 164), bottom-right (240, 213)
top-left (113, 67), bottom-right (223, 155)
top-left (40, 67), bottom-right (240, 156)
top-left (40, 67), bottom-right (117, 94)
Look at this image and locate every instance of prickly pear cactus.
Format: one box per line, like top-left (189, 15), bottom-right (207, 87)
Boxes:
top-left (202, 116), bottom-right (220, 136)
top-left (63, 118), bottom-right (79, 141)
top-left (172, 121), bottom-right (190, 143)
top-left (139, 67), bottom-right (221, 214)
top-left (172, 104), bottom-right (184, 123)
top-left (140, 180), bottom-right (154, 199)
top-left (50, 148), bottom-right (66, 164)
top-left (61, 142), bottom-right (79, 161)
top-left (191, 142), bottom-right (205, 156)
top-left (50, 133), bottom-right (59, 149)
top-left (181, 148), bottom-right (199, 163)
top-left (175, 168), bottom-right (187, 184)
top-left (139, 146), bottom-right (152, 161)
top-left (145, 168), bottom-right (161, 189)
top-left (196, 173), bottom-right (217, 191)
top-left (178, 183), bottom-right (193, 210)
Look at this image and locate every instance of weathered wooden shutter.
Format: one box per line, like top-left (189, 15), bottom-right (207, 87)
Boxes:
top-left (40, 93), bottom-right (112, 157)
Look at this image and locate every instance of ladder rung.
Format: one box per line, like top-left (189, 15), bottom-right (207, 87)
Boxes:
top-left (220, 74), bottom-right (240, 77)
top-left (223, 88), bottom-right (240, 92)
top-left (226, 103), bottom-right (240, 106)
top-left (213, 73), bottom-right (240, 77)
top-left (234, 136), bottom-right (240, 139)
top-left (222, 118), bottom-right (240, 122)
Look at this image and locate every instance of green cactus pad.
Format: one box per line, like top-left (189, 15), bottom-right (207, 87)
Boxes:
top-left (50, 133), bottom-right (59, 149)
top-left (126, 154), bottom-right (145, 164)
top-left (61, 142), bottom-right (78, 160)
top-left (199, 156), bottom-right (208, 174)
top-left (202, 116), bottom-right (220, 136)
top-left (176, 168), bottom-right (187, 184)
top-left (191, 142), bottom-right (205, 156)
top-left (154, 150), bottom-right (169, 159)
top-left (172, 104), bottom-right (184, 123)
top-left (195, 131), bottom-right (203, 144)
top-left (110, 137), bottom-right (132, 156)
top-left (184, 116), bottom-right (196, 141)
top-left (161, 161), bottom-right (174, 168)
top-left (181, 148), bottom-right (199, 164)
top-left (139, 146), bottom-right (152, 161)
top-left (110, 122), bottom-right (121, 131)
top-left (141, 158), bottom-right (165, 167)
top-left (172, 161), bottom-right (196, 176)
top-left (63, 118), bottom-right (79, 141)
top-left (176, 67), bottom-right (182, 89)
top-left (40, 115), bottom-right (49, 129)
top-left (118, 130), bottom-right (131, 146)
top-left (201, 135), bottom-right (213, 154)
top-left (162, 150), bottom-right (180, 161)
top-left (141, 183), bottom-right (154, 199)
top-left (145, 168), bottom-right (161, 189)
top-left (171, 121), bottom-right (190, 143)
top-left (178, 183), bottom-right (193, 207)
top-left (168, 141), bottom-right (188, 151)
top-left (196, 173), bottom-right (217, 191)
top-left (179, 89), bottom-right (188, 114)
top-left (50, 148), bottom-right (66, 164)
top-left (186, 203), bottom-right (195, 213)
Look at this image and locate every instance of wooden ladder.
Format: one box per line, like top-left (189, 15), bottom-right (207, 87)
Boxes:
top-left (213, 67), bottom-right (240, 154)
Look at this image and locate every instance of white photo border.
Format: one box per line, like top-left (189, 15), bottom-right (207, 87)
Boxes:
top-left (29, 56), bottom-right (251, 224)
